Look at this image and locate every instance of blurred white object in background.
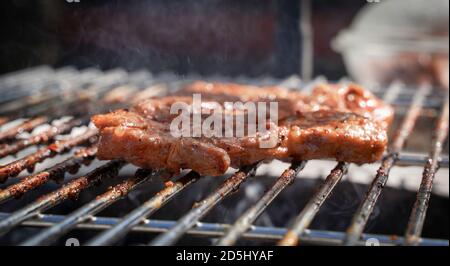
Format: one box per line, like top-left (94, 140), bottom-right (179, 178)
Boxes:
top-left (333, 0), bottom-right (449, 89)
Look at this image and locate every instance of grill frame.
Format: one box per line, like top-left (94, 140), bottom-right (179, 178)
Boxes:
top-left (0, 66), bottom-right (448, 246)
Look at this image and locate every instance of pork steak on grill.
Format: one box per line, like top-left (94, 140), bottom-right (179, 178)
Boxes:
top-left (92, 82), bottom-right (393, 176)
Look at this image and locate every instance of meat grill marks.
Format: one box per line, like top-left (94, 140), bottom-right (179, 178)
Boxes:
top-left (92, 82), bottom-right (392, 176)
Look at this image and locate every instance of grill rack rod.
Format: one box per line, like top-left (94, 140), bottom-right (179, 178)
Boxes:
top-left (0, 69), bottom-right (127, 119)
top-left (278, 162), bottom-right (349, 246)
top-left (0, 70), bottom-right (158, 146)
top-left (397, 154), bottom-right (448, 168)
top-left (0, 68), bottom-right (102, 105)
top-left (0, 68), bottom-right (75, 105)
top-left (86, 171), bottom-right (198, 246)
top-left (0, 146), bottom-right (98, 204)
top-left (344, 84), bottom-right (431, 245)
top-left (0, 66), bottom-right (52, 86)
top-left (149, 163), bottom-right (261, 246)
top-left (0, 128), bottom-right (98, 183)
top-left (216, 161), bottom-right (306, 246)
top-left (405, 92), bottom-right (449, 245)
top-left (0, 117), bottom-right (88, 159)
top-left (2, 212), bottom-right (446, 246)
top-left (20, 168), bottom-right (170, 246)
top-left (0, 160), bottom-right (125, 237)
top-left (0, 69), bottom-right (87, 114)
top-left (0, 116), bottom-right (49, 143)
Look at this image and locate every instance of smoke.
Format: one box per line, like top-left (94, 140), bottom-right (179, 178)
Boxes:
top-left (57, 0), bottom-right (276, 75)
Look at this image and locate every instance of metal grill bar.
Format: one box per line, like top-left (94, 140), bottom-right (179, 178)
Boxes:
top-left (216, 161), bottom-right (306, 246)
top-left (0, 118), bottom-right (87, 159)
top-left (344, 84), bottom-right (431, 245)
top-left (278, 162), bottom-right (349, 246)
top-left (379, 81), bottom-right (402, 105)
top-left (20, 168), bottom-right (170, 246)
top-left (149, 163), bottom-right (261, 246)
top-left (0, 128), bottom-right (98, 182)
top-left (0, 69), bottom-right (125, 119)
top-left (397, 154), bottom-right (448, 168)
top-left (391, 87), bottom-right (431, 152)
top-left (0, 69), bottom-right (81, 116)
top-left (0, 146), bottom-right (97, 204)
top-left (86, 171), bottom-right (198, 246)
top-left (0, 116), bottom-right (49, 142)
top-left (1, 212), bottom-right (446, 246)
top-left (405, 92), bottom-right (449, 246)
top-left (0, 66), bottom-right (52, 86)
top-left (0, 160), bottom-right (125, 236)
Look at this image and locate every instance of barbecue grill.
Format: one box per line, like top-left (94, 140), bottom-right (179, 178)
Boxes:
top-left (0, 66), bottom-right (448, 246)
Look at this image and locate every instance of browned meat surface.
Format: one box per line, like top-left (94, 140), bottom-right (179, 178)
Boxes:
top-left (305, 83), bottom-right (394, 129)
top-left (93, 109), bottom-right (231, 176)
top-left (134, 81), bottom-right (393, 126)
top-left (92, 82), bottom-right (392, 176)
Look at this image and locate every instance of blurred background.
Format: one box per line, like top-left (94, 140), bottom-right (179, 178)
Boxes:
top-left (0, 0), bottom-right (448, 246)
top-left (2, 0), bottom-right (446, 86)
top-left (0, 0), bottom-right (353, 79)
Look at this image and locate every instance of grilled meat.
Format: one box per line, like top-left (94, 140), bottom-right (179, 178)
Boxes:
top-left (129, 81), bottom-right (393, 128)
top-left (92, 82), bottom-right (392, 176)
top-left (178, 81), bottom-right (394, 127)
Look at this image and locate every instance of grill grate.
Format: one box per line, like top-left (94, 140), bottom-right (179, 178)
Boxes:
top-left (343, 84), bottom-right (432, 246)
top-left (0, 66), bottom-right (448, 246)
